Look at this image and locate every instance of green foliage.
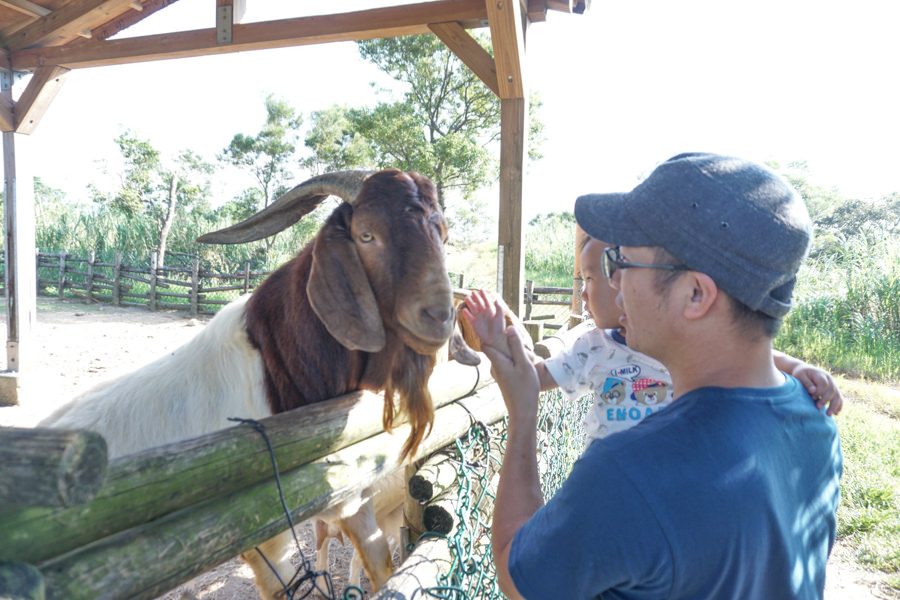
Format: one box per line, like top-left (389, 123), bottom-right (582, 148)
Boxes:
top-left (525, 212), bottom-right (576, 287)
top-left (301, 105), bottom-right (374, 174)
top-left (353, 35), bottom-right (501, 209)
top-left (771, 160), bottom-right (900, 383)
top-left (219, 94), bottom-right (302, 210)
top-left (777, 234), bottom-right (900, 381)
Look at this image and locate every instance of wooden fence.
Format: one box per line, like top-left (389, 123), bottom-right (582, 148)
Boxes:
top-left (0, 358), bottom-right (503, 600)
top-left (32, 250), bottom-right (274, 316)
top-left (6, 250), bottom-right (581, 325)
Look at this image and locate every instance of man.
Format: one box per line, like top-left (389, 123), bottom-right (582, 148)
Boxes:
top-left (481, 153), bottom-right (843, 599)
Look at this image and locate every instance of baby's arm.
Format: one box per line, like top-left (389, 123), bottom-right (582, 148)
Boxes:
top-left (773, 350), bottom-right (843, 416)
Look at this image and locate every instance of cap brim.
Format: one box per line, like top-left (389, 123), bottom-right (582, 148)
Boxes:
top-left (574, 192), bottom-right (657, 247)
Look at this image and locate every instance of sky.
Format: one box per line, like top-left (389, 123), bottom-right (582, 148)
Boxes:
top-left (19, 0), bottom-right (900, 223)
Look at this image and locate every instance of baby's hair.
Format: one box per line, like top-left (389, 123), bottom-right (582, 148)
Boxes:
top-left (577, 231), bottom-right (593, 252)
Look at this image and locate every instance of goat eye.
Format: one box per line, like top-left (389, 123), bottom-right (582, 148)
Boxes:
top-left (359, 232), bottom-right (374, 243)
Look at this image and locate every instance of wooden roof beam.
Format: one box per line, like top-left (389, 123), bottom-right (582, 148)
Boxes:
top-left (13, 64), bottom-right (68, 134)
top-left (429, 21), bottom-right (499, 97)
top-left (5, 0), bottom-right (143, 51)
top-left (526, 0), bottom-right (590, 22)
top-left (487, 0), bottom-right (527, 99)
top-left (11, 0), bottom-right (490, 71)
top-left (0, 0), bottom-right (49, 19)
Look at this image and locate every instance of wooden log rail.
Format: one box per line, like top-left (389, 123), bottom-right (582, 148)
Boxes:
top-left (0, 428), bottom-right (108, 508)
top-left (0, 358), bottom-right (503, 600)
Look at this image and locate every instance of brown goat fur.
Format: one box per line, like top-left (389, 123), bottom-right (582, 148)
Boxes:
top-left (243, 170), bottom-right (453, 461)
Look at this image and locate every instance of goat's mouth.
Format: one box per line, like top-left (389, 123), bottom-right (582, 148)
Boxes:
top-left (396, 304), bottom-right (456, 355)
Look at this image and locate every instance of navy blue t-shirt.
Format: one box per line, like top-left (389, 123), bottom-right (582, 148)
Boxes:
top-left (509, 375), bottom-right (842, 599)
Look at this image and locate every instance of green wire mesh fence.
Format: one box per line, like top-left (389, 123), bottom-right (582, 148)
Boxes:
top-left (382, 388), bottom-right (592, 600)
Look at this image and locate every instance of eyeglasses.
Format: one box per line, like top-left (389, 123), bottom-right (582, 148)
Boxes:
top-left (601, 246), bottom-right (691, 279)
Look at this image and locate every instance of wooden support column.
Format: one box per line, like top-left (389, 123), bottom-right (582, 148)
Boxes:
top-left (1, 103), bottom-right (37, 404)
top-left (487, 0), bottom-right (529, 316)
top-left (498, 97), bottom-right (527, 315)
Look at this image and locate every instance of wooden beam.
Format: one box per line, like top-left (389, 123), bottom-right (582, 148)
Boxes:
top-left (498, 97), bottom-right (527, 315)
top-left (0, 0), bottom-right (49, 19)
top-left (486, 0), bottom-right (526, 99)
top-left (70, 0), bottom-right (180, 44)
top-left (1, 358), bottom-right (493, 565)
top-left (0, 91), bottom-right (12, 131)
top-left (11, 0), bottom-right (489, 71)
top-left (5, 0), bottom-right (145, 51)
top-left (429, 21), bottom-right (499, 96)
top-left (13, 64), bottom-right (68, 134)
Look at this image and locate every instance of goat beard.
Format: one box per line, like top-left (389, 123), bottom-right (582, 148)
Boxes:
top-left (380, 347), bottom-right (436, 463)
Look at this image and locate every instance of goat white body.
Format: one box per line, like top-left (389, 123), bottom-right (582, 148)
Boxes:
top-left (38, 293), bottom-right (401, 599)
top-left (40, 295), bottom-right (270, 458)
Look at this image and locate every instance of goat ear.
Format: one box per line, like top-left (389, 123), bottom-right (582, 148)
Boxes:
top-left (308, 208), bottom-right (386, 352)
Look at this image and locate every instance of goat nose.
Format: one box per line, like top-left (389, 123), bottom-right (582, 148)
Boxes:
top-left (424, 306), bottom-right (453, 325)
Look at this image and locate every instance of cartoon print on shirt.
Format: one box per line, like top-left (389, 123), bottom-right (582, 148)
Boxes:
top-left (632, 378), bottom-right (668, 406)
top-left (599, 378), bottom-right (626, 404)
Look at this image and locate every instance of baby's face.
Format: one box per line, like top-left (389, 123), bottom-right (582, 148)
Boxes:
top-left (580, 238), bottom-right (623, 330)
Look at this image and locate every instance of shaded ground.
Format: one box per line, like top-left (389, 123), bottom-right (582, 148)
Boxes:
top-left (0, 297), bottom-right (894, 599)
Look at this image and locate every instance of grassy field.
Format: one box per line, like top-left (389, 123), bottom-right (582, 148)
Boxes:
top-left (830, 376), bottom-right (900, 591)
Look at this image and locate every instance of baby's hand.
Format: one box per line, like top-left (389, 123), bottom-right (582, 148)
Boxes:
top-left (793, 364), bottom-right (844, 416)
top-left (461, 289), bottom-right (512, 358)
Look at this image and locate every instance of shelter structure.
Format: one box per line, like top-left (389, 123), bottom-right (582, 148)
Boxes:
top-left (0, 0), bottom-right (588, 403)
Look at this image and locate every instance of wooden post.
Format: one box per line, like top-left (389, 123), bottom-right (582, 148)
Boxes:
top-left (524, 279), bottom-right (534, 320)
top-left (403, 461), bottom-right (425, 544)
top-left (148, 251), bottom-right (158, 311)
top-left (20, 388), bottom-right (507, 600)
top-left (0, 428), bottom-right (107, 508)
top-left (523, 320), bottom-right (544, 345)
top-left (0, 359), bottom-right (494, 566)
top-left (84, 250), bottom-right (94, 305)
top-left (572, 224), bottom-right (586, 316)
top-left (2, 108), bottom-right (37, 400)
top-left (242, 261), bottom-right (250, 294)
top-left (57, 250), bottom-right (66, 299)
top-left (373, 535), bottom-right (454, 599)
top-left (112, 251), bottom-right (122, 306)
top-left (190, 255), bottom-right (200, 316)
top-left (34, 248), bottom-right (39, 295)
top-left (497, 96), bottom-right (527, 317)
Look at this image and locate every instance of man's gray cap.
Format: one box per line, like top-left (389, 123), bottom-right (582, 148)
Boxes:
top-left (574, 152), bottom-right (812, 318)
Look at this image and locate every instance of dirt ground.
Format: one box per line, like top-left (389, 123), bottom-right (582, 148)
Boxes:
top-left (1, 297), bottom-right (895, 599)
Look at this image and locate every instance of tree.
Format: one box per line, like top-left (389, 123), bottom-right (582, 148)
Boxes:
top-left (220, 94), bottom-right (301, 210)
top-left (348, 35), bottom-right (499, 211)
top-left (301, 105), bottom-right (373, 175)
top-left (92, 131), bottom-right (214, 266)
top-left (220, 94), bottom-right (302, 255)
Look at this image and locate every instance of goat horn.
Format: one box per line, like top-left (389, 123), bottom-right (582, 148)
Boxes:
top-left (197, 170), bottom-right (374, 244)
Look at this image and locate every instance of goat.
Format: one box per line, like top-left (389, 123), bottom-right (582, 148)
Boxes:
top-left (313, 469), bottom-right (406, 589)
top-left (40, 169), bottom-right (459, 598)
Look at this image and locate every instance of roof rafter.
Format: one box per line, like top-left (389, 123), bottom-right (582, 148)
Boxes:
top-left (5, 0), bottom-right (140, 51)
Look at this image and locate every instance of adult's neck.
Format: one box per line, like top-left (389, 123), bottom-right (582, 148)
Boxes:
top-left (666, 334), bottom-right (783, 400)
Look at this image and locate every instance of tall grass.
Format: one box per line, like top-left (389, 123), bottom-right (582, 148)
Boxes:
top-left (777, 234), bottom-right (900, 382)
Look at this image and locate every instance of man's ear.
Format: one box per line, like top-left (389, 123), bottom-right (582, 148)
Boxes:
top-left (682, 271), bottom-right (719, 320)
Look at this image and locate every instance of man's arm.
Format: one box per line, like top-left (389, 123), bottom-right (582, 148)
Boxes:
top-left (482, 325), bottom-right (545, 600)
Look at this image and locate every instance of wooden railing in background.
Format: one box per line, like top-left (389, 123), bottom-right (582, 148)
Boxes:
top-left (1, 251), bottom-right (581, 327)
